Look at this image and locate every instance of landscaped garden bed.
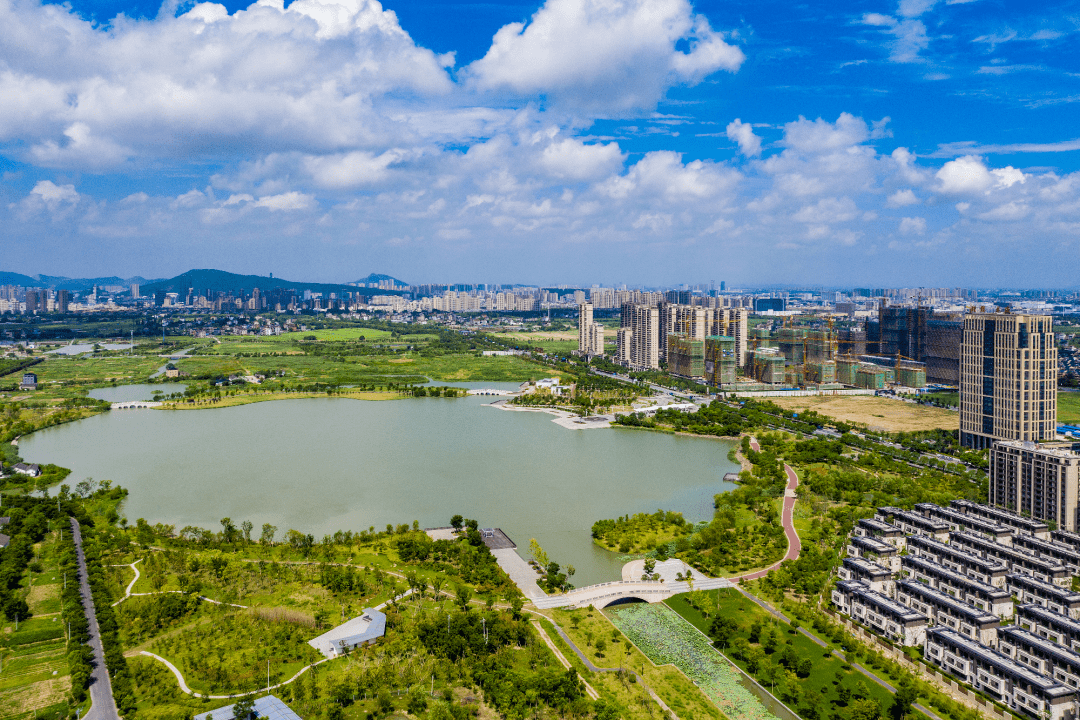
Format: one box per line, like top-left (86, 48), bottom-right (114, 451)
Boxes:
top-left (609, 602), bottom-right (777, 720)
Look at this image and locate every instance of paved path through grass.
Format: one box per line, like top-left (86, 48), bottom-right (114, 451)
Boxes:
top-left (71, 517), bottom-right (119, 720)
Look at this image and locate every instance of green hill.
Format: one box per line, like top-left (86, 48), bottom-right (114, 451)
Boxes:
top-left (141, 269), bottom-right (405, 297)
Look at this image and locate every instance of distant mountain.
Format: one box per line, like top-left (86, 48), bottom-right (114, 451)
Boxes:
top-left (0, 272), bottom-right (152, 291)
top-left (354, 273), bottom-right (408, 287)
top-left (39, 275), bottom-right (155, 292)
top-left (0, 272), bottom-right (41, 287)
top-left (141, 269), bottom-right (405, 296)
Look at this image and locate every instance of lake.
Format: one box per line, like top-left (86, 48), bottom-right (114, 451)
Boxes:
top-left (21, 387), bottom-right (738, 586)
top-left (89, 384), bottom-right (188, 402)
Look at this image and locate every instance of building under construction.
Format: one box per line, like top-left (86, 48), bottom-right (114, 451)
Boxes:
top-left (668, 334), bottom-right (705, 378)
top-left (751, 348), bottom-right (785, 384)
top-left (876, 305), bottom-right (962, 384)
top-left (705, 336), bottom-right (738, 386)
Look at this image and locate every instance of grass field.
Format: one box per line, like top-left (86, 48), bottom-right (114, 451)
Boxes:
top-left (0, 529), bottom-right (80, 719)
top-left (1060, 391), bottom-right (1080, 425)
top-left (769, 394), bottom-right (959, 432)
top-left (548, 606), bottom-right (723, 719)
top-left (279, 327), bottom-right (394, 341)
top-left (484, 330), bottom-right (617, 356)
top-left (665, 589), bottom-right (921, 720)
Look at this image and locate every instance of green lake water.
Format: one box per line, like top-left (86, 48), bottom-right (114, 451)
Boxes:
top-left (21, 385), bottom-right (738, 586)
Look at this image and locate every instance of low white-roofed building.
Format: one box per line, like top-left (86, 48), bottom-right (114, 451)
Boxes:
top-left (307, 608), bottom-right (386, 659)
top-left (194, 695), bottom-right (301, 720)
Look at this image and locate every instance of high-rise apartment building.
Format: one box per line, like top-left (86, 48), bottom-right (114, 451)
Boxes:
top-left (57, 289), bottom-right (70, 313)
top-left (960, 311), bottom-right (1057, 449)
top-left (616, 328), bottom-right (633, 365)
top-left (131, 283), bottom-right (140, 299)
top-left (24, 289), bottom-right (41, 314)
top-left (621, 303), bottom-right (659, 370)
top-left (989, 441), bottom-right (1080, 531)
top-left (577, 303), bottom-right (604, 357)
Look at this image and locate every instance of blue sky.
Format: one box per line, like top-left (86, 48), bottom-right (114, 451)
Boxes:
top-left (2, 0), bottom-right (1079, 287)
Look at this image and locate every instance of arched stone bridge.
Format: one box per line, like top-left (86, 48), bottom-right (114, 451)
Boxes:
top-left (532, 577), bottom-right (733, 610)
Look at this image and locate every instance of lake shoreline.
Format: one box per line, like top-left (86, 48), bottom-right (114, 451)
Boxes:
top-left (20, 393), bottom-right (739, 587)
top-left (157, 389), bottom-right (404, 410)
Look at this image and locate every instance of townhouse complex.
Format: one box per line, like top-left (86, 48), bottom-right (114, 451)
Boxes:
top-left (834, 500), bottom-right (1080, 720)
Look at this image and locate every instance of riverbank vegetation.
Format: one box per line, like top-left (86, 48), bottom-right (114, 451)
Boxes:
top-left (549, 605), bottom-right (725, 720)
top-left (511, 373), bottom-right (640, 415)
top-left (79, 508), bottom-right (692, 719)
top-left (591, 511), bottom-right (694, 555)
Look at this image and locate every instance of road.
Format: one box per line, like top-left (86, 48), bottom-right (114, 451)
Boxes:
top-left (71, 517), bottom-right (120, 720)
top-left (731, 438), bottom-right (802, 583)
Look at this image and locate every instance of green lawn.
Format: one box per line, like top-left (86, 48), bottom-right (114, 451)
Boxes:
top-left (279, 327), bottom-right (394, 342)
top-left (666, 589), bottom-right (923, 720)
top-left (0, 529), bottom-right (78, 719)
top-left (1060, 391), bottom-right (1080, 425)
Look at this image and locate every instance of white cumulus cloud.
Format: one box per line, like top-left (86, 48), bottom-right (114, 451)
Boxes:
top-left (465, 0), bottom-right (744, 113)
top-left (726, 119), bottom-right (762, 157)
top-left (899, 216), bottom-right (926, 235)
top-left (887, 189), bottom-right (919, 207)
top-left (936, 155), bottom-right (1026, 194)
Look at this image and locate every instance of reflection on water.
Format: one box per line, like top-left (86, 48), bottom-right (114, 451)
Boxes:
top-left (22, 388), bottom-right (737, 586)
top-left (89, 384), bottom-right (188, 403)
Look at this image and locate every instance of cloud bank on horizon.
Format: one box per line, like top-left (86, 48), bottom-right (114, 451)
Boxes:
top-left (2, 0), bottom-right (1079, 286)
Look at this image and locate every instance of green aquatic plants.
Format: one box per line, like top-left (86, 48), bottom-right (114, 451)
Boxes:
top-left (609, 603), bottom-right (774, 720)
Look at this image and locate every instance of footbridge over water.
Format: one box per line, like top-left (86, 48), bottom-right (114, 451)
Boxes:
top-left (532, 576), bottom-right (733, 610)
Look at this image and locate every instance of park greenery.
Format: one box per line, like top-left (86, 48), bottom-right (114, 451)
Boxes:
top-left (591, 510), bottom-right (693, 555)
top-left (0, 312), bottom-right (1045, 720)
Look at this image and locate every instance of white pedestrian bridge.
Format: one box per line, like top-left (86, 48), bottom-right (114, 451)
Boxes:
top-left (531, 576), bottom-right (733, 610)
top-left (111, 401), bottom-right (163, 410)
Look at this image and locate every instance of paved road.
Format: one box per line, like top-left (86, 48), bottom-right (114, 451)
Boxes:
top-left (71, 517), bottom-right (120, 720)
top-left (731, 439), bottom-right (802, 583)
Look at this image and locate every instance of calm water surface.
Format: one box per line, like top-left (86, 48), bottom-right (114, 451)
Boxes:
top-left (89, 384), bottom-right (188, 402)
top-left (22, 388), bottom-right (737, 585)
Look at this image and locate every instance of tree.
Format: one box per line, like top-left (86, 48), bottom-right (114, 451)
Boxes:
top-left (595, 638), bottom-right (607, 657)
top-left (231, 696), bottom-right (255, 720)
top-left (891, 676), bottom-right (918, 720)
top-left (260, 523), bottom-right (277, 545)
top-left (456, 585), bottom-right (473, 611)
top-left (241, 520), bottom-right (253, 543)
top-left (849, 698), bottom-right (883, 720)
top-left (450, 515), bottom-right (463, 531)
top-left (408, 687), bottom-right (429, 714)
top-left (220, 517), bottom-right (237, 544)
top-left (642, 558), bottom-right (656, 580)
top-left (710, 616), bottom-right (738, 649)
top-left (529, 538), bottom-right (550, 567)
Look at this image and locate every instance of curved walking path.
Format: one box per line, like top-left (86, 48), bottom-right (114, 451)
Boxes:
top-left (141, 651), bottom-right (333, 699)
top-left (71, 518), bottom-right (120, 720)
top-left (730, 438), bottom-right (801, 584)
top-left (530, 621), bottom-right (601, 700)
top-left (109, 559), bottom-right (141, 606)
top-left (144, 589), bottom-right (411, 698)
top-left (540, 616), bottom-right (680, 719)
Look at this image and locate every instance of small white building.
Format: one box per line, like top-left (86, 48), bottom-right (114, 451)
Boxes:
top-left (307, 608), bottom-right (386, 659)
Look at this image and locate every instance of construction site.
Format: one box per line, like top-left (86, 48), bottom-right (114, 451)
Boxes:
top-left (662, 314), bottom-right (962, 398)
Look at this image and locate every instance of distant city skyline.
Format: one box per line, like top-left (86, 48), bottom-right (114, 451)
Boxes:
top-left (3, 0), bottom-right (1079, 285)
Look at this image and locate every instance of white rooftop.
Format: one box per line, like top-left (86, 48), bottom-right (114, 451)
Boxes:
top-left (194, 695), bottom-right (301, 720)
top-left (307, 608), bottom-right (386, 659)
